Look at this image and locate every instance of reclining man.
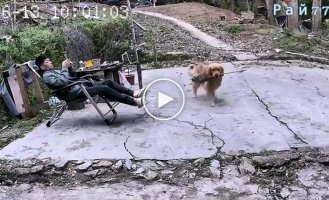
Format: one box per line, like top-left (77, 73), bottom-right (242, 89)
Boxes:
top-left (35, 55), bottom-right (145, 107)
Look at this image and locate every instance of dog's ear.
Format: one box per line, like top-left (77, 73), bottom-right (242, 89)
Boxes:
top-left (207, 66), bottom-right (212, 76)
top-left (220, 66), bottom-right (224, 76)
top-left (188, 64), bottom-right (195, 69)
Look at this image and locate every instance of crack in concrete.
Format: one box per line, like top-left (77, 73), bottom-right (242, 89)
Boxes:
top-left (315, 86), bottom-right (326, 97)
top-left (124, 136), bottom-right (137, 159)
top-left (118, 113), bottom-right (154, 159)
top-left (238, 73), bottom-right (309, 145)
top-left (250, 88), bottom-right (308, 145)
top-left (251, 89), bottom-right (307, 142)
top-left (173, 118), bottom-right (225, 154)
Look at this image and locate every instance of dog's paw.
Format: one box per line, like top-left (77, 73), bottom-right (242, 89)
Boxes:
top-left (193, 95), bottom-right (198, 98)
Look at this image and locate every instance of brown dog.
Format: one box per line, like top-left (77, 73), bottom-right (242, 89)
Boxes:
top-left (188, 62), bottom-right (224, 106)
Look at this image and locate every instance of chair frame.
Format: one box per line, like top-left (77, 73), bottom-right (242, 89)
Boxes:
top-left (25, 61), bottom-right (119, 127)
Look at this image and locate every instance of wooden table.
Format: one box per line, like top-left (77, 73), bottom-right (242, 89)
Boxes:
top-left (76, 63), bottom-right (121, 83)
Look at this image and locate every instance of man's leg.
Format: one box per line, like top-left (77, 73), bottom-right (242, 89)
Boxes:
top-left (95, 80), bottom-right (134, 97)
top-left (85, 85), bottom-right (137, 106)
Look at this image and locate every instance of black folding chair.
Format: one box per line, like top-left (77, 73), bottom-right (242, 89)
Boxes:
top-left (26, 61), bottom-right (119, 127)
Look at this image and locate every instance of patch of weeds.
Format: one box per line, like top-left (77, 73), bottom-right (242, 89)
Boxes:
top-left (0, 110), bottom-right (51, 149)
top-left (277, 34), bottom-right (320, 54)
top-left (225, 25), bottom-right (246, 34)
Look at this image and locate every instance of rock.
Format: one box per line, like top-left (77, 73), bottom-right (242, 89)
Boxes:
top-left (131, 164), bottom-right (138, 170)
top-left (140, 160), bottom-right (158, 170)
top-left (275, 48), bottom-right (282, 53)
top-left (167, 160), bottom-right (183, 165)
top-left (189, 172), bottom-right (196, 179)
top-left (280, 187), bottom-right (291, 198)
top-left (193, 158), bottom-right (206, 166)
top-left (161, 170), bottom-right (174, 175)
top-left (97, 177), bottom-right (116, 184)
top-left (53, 160), bottom-right (68, 169)
top-left (4, 179), bottom-right (13, 185)
top-left (156, 161), bottom-right (166, 167)
top-left (210, 160), bottom-right (220, 168)
top-left (30, 165), bottom-right (44, 173)
top-left (15, 168), bottom-right (31, 175)
top-left (209, 167), bottom-right (222, 178)
top-left (73, 160), bottom-right (85, 165)
top-left (201, 171), bottom-right (211, 177)
top-left (85, 169), bottom-right (99, 177)
top-left (93, 160), bottom-right (113, 168)
top-left (238, 157), bottom-right (256, 175)
top-left (76, 161), bottom-right (93, 171)
top-left (125, 159), bottom-right (132, 170)
top-left (289, 188), bottom-right (307, 200)
top-left (97, 169), bottom-right (108, 176)
top-left (134, 167), bottom-right (145, 174)
top-left (252, 152), bottom-right (300, 168)
top-left (22, 159), bottom-right (39, 168)
top-left (145, 170), bottom-right (158, 180)
top-left (258, 187), bottom-right (270, 196)
top-left (111, 160), bottom-right (123, 172)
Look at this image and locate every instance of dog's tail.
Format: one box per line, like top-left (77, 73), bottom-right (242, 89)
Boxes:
top-left (187, 64), bottom-right (196, 77)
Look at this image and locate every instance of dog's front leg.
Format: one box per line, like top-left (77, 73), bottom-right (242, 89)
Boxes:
top-left (193, 82), bottom-right (200, 98)
top-left (208, 91), bottom-right (215, 107)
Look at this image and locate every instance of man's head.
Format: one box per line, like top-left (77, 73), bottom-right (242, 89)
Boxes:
top-left (35, 55), bottom-right (53, 71)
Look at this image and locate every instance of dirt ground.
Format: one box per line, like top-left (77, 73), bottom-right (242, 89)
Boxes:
top-left (140, 2), bottom-right (329, 56)
top-left (140, 2), bottom-right (276, 53)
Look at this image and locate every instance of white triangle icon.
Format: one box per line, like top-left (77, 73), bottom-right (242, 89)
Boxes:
top-left (158, 92), bottom-right (174, 109)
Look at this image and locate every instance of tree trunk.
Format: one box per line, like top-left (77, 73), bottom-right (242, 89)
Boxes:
top-left (265, 0), bottom-right (275, 25)
top-left (287, 0), bottom-right (299, 33)
top-left (231, 0), bottom-right (235, 11)
top-left (312, 0), bottom-right (322, 34)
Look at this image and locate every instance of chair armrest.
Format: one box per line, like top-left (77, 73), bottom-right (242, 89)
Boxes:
top-left (51, 81), bottom-right (84, 94)
top-left (79, 74), bottom-right (94, 79)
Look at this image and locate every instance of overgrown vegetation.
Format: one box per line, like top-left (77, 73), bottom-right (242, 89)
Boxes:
top-left (225, 25), bottom-right (246, 34)
top-left (0, 16), bottom-right (132, 132)
top-left (0, 26), bottom-right (65, 70)
top-left (72, 16), bottom-right (131, 62)
top-left (277, 34), bottom-right (322, 54)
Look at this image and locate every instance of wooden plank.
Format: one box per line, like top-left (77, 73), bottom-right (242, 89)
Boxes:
top-left (7, 76), bottom-right (25, 114)
top-left (15, 66), bottom-right (33, 118)
top-left (31, 72), bottom-right (45, 104)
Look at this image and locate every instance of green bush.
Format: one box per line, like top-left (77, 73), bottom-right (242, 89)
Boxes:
top-left (277, 34), bottom-right (320, 53)
top-left (73, 17), bottom-right (131, 62)
top-left (0, 26), bottom-right (65, 70)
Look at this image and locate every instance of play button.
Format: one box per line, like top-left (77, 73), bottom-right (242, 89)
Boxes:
top-left (143, 78), bottom-right (185, 121)
top-left (158, 92), bottom-right (174, 108)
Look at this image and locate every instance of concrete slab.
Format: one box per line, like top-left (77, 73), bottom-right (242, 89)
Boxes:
top-left (1, 63), bottom-right (329, 160)
top-left (242, 66), bottom-right (329, 148)
top-left (233, 52), bottom-right (258, 61)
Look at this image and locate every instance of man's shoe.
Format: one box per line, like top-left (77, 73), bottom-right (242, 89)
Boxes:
top-left (134, 87), bottom-right (146, 98)
top-left (134, 97), bottom-right (144, 108)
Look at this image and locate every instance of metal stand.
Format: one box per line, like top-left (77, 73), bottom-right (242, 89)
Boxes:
top-left (127, 0), bottom-right (143, 89)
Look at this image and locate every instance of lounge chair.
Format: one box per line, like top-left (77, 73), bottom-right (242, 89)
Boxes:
top-left (26, 61), bottom-right (119, 127)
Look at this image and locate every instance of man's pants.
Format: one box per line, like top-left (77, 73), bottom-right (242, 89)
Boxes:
top-left (81, 80), bottom-right (136, 106)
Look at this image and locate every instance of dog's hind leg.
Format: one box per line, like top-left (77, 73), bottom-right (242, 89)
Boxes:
top-left (192, 82), bottom-right (201, 98)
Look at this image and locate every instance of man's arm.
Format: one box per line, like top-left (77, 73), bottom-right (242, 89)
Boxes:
top-left (68, 67), bottom-right (77, 77)
top-left (43, 70), bottom-right (70, 88)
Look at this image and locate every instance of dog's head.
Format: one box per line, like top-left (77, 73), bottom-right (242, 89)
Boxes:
top-left (207, 64), bottom-right (224, 78)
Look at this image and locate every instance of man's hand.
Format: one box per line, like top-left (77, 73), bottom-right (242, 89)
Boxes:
top-left (62, 59), bottom-right (73, 70)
